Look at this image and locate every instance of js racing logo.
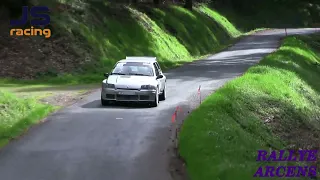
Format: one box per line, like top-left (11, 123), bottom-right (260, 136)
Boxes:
top-left (10, 6), bottom-right (51, 38)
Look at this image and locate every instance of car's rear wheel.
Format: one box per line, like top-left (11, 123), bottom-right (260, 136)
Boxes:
top-left (101, 97), bottom-right (109, 106)
top-left (150, 89), bottom-right (159, 107)
top-left (159, 84), bottom-right (166, 101)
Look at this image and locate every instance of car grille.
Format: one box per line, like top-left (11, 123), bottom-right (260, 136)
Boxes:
top-left (106, 94), bottom-right (115, 99)
top-left (139, 95), bottom-right (150, 100)
top-left (116, 88), bottom-right (140, 91)
top-left (117, 95), bottom-right (139, 101)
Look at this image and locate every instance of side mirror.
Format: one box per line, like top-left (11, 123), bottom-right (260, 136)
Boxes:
top-left (104, 73), bottom-right (109, 78)
top-left (156, 74), bottom-right (163, 79)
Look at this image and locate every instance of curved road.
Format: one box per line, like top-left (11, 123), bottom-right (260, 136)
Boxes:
top-left (0, 29), bottom-right (318, 180)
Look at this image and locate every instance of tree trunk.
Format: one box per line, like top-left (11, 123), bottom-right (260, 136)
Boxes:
top-left (184, 0), bottom-right (192, 10)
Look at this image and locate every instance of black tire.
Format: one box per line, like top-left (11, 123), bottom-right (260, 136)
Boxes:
top-left (150, 89), bottom-right (159, 107)
top-left (159, 84), bottom-right (166, 101)
top-left (101, 97), bottom-right (109, 106)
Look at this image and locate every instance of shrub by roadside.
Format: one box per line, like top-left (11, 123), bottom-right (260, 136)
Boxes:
top-left (178, 33), bottom-right (320, 180)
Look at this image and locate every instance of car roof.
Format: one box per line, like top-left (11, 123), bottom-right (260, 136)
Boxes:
top-left (118, 56), bottom-right (157, 63)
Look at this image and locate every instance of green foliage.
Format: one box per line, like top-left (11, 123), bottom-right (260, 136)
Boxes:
top-left (179, 33), bottom-right (320, 180)
top-left (211, 0), bottom-right (320, 31)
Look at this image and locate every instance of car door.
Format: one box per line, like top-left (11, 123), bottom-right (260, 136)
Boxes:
top-left (155, 62), bottom-right (166, 91)
top-left (153, 63), bottom-right (162, 92)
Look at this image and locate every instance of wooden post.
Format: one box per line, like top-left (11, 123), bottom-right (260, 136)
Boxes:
top-left (285, 28), bottom-right (287, 36)
top-left (198, 85), bottom-right (201, 104)
top-left (171, 108), bottom-right (178, 148)
top-left (174, 109), bottom-right (178, 148)
top-left (175, 110), bottom-right (178, 148)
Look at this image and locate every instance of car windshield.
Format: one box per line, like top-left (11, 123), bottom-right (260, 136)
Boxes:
top-left (111, 62), bottom-right (154, 76)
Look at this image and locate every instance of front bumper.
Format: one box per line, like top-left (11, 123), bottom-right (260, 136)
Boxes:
top-left (101, 88), bottom-right (157, 102)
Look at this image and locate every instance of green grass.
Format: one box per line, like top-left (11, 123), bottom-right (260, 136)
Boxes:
top-left (137, 5), bottom-right (242, 57)
top-left (0, 91), bottom-right (56, 148)
top-left (198, 5), bottom-right (242, 38)
top-left (178, 33), bottom-right (320, 180)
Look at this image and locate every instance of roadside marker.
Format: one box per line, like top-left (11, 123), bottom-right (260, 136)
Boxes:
top-left (171, 106), bottom-right (184, 147)
top-left (171, 106), bottom-right (181, 123)
top-left (171, 113), bottom-right (176, 123)
top-left (176, 106), bottom-right (182, 113)
top-left (285, 28), bottom-right (288, 36)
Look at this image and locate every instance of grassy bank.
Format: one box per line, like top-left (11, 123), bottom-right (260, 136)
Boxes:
top-left (178, 33), bottom-right (320, 179)
top-left (0, 91), bottom-right (56, 148)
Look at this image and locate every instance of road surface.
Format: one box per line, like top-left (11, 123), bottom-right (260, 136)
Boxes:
top-left (0, 29), bottom-right (318, 180)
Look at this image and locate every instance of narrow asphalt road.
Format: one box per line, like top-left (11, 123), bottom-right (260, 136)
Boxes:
top-left (0, 28), bottom-right (318, 180)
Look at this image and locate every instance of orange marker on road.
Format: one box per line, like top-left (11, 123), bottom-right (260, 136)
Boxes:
top-left (171, 113), bottom-right (176, 123)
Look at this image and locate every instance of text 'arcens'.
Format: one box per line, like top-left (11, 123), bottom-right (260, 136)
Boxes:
top-left (254, 149), bottom-right (318, 178)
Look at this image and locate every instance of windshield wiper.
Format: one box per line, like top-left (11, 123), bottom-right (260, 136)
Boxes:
top-left (129, 73), bottom-right (150, 76)
top-left (111, 73), bottom-right (127, 75)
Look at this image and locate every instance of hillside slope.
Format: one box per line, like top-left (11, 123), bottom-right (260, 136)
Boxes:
top-left (0, 2), bottom-right (241, 84)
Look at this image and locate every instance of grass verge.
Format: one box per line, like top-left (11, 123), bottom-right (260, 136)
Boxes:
top-left (0, 91), bottom-right (57, 148)
top-left (178, 33), bottom-right (320, 180)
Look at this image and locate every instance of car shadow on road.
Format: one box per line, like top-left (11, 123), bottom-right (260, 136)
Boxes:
top-left (81, 100), bottom-right (153, 109)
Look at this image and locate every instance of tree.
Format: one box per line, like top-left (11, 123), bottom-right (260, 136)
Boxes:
top-left (184, 0), bottom-right (192, 10)
top-left (153, 0), bottom-right (160, 5)
top-left (1, 0), bottom-right (29, 18)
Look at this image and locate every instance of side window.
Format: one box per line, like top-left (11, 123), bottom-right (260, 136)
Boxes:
top-left (153, 63), bottom-right (160, 76)
top-left (112, 63), bottom-right (122, 73)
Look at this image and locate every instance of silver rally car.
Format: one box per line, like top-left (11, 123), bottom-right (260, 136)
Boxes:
top-left (101, 56), bottom-right (167, 107)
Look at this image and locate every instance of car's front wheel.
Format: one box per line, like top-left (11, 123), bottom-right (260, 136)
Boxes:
top-left (101, 97), bottom-right (109, 106)
top-left (159, 84), bottom-right (166, 101)
top-left (150, 89), bottom-right (159, 107)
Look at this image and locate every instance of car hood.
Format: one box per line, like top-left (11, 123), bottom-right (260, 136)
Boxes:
top-left (103, 75), bottom-right (157, 89)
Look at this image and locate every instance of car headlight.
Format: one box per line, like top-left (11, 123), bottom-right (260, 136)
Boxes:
top-left (141, 85), bottom-right (156, 90)
top-left (103, 83), bottom-right (115, 89)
